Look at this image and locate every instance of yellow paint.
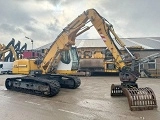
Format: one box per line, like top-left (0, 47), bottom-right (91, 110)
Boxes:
top-left (12, 59), bottom-right (38, 74)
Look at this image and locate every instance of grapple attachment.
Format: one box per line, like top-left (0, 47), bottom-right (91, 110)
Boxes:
top-left (123, 87), bottom-right (157, 111)
top-left (111, 84), bottom-right (124, 96)
top-left (111, 84), bottom-right (157, 111)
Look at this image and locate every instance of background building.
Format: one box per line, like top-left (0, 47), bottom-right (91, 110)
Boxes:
top-left (36, 37), bottom-right (160, 77)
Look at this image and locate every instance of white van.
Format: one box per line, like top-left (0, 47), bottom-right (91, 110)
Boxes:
top-left (0, 62), bottom-right (13, 74)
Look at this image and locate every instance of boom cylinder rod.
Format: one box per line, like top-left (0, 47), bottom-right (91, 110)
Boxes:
top-left (108, 25), bottom-right (125, 47)
top-left (108, 24), bottom-right (134, 59)
top-left (124, 46), bottom-right (135, 59)
top-left (76, 26), bottom-right (92, 37)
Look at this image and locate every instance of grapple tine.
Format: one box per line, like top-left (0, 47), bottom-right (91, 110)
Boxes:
top-left (111, 84), bottom-right (124, 96)
top-left (123, 87), bottom-right (157, 111)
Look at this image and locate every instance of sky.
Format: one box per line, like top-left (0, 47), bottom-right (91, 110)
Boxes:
top-left (0, 0), bottom-right (160, 50)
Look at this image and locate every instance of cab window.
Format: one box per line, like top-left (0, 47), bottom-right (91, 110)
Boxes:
top-left (61, 50), bottom-right (71, 64)
top-left (0, 64), bottom-right (3, 68)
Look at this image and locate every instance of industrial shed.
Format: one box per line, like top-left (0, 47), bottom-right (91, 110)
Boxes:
top-left (36, 37), bottom-right (160, 77)
top-left (75, 37), bottom-right (160, 77)
top-left (75, 37), bottom-right (160, 49)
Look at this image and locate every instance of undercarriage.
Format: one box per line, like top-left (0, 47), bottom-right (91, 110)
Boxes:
top-left (5, 74), bottom-right (81, 97)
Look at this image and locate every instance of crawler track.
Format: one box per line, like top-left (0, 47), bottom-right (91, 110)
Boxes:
top-left (5, 74), bottom-right (81, 97)
top-left (5, 76), bottom-right (60, 97)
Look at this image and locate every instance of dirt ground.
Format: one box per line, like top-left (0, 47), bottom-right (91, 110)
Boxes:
top-left (0, 74), bottom-right (160, 120)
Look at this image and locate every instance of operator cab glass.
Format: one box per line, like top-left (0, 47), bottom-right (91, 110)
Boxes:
top-left (70, 47), bottom-right (79, 70)
top-left (0, 64), bottom-right (3, 68)
top-left (61, 47), bottom-right (79, 70)
top-left (61, 50), bottom-right (71, 64)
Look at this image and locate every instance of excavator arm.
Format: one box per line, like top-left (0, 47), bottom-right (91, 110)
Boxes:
top-left (85, 9), bottom-right (127, 69)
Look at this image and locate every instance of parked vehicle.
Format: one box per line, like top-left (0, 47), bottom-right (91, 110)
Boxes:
top-left (0, 62), bottom-right (13, 74)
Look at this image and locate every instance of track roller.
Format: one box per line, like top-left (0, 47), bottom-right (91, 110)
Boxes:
top-left (48, 74), bottom-right (81, 89)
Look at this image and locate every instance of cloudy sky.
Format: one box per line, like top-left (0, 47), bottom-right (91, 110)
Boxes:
top-left (0, 0), bottom-right (160, 50)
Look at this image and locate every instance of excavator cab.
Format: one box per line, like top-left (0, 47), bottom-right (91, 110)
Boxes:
top-left (56, 47), bottom-right (79, 74)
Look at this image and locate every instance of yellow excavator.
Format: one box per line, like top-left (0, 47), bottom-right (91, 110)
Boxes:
top-left (5, 9), bottom-right (157, 111)
top-left (0, 44), bottom-right (17, 61)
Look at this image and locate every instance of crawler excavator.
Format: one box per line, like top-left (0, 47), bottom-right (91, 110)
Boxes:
top-left (5, 9), bottom-right (157, 110)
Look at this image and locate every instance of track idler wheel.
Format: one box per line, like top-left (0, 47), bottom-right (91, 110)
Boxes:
top-left (123, 87), bottom-right (157, 111)
top-left (5, 78), bottom-right (13, 90)
top-left (111, 84), bottom-right (124, 96)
